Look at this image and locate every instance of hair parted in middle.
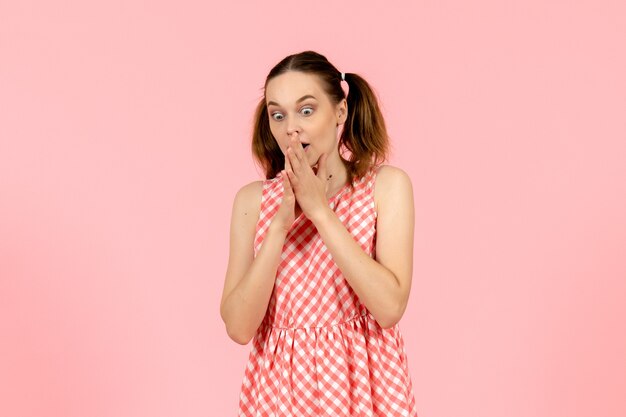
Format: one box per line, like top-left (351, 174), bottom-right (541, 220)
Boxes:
top-left (251, 50), bottom-right (391, 187)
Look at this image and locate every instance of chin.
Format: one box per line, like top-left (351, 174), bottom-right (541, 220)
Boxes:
top-left (305, 150), bottom-right (318, 166)
top-left (310, 154), bottom-right (320, 167)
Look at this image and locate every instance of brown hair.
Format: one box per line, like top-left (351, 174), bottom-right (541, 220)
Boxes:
top-left (251, 51), bottom-right (391, 186)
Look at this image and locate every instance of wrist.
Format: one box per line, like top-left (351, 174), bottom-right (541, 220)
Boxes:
top-left (268, 219), bottom-right (290, 237)
top-left (309, 205), bottom-right (334, 226)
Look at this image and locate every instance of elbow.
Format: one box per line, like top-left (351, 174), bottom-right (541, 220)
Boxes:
top-left (377, 300), bottom-right (407, 330)
top-left (378, 315), bottom-right (400, 330)
top-left (230, 332), bottom-right (252, 346)
top-left (375, 311), bottom-right (400, 330)
top-left (221, 306), bottom-right (253, 345)
top-left (225, 323), bottom-right (253, 345)
top-left (375, 273), bottom-right (411, 329)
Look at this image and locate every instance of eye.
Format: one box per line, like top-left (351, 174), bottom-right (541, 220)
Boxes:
top-left (301, 107), bottom-right (314, 116)
top-left (270, 112), bottom-right (284, 121)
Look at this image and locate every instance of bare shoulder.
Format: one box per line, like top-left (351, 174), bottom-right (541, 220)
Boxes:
top-left (232, 180), bottom-right (264, 217)
top-left (373, 165), bottom-right (414, 213)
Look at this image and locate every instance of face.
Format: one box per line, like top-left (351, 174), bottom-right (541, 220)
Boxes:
top-left (265, 71), bottom-right (346, 167)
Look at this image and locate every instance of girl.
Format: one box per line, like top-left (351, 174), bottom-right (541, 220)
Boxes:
top-left (220, 50), bottom-right (418, 417)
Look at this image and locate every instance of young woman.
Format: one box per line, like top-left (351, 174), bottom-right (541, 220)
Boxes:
top-left (220, 50), bottom-right (418, 416)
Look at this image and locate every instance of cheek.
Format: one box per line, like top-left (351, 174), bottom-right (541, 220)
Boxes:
top-left (269, 124), bottom-right (278, 138)
top-left (319, 117), bottom-right (337, 135)
top-left (268, 127), bottom-right (284, 151)
top-left (318, 124), bottom-right (337, 143)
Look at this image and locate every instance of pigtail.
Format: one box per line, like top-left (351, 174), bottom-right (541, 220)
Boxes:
top-left (251, 51), bottom-right (391, 183)
top-left (339, 72), bottom-right (390, 184)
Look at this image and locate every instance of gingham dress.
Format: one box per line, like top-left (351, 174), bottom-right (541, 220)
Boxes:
top-left (237, 165), bottom-right (418, 417)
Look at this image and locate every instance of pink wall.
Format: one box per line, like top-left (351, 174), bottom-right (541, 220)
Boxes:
top-left (1, 1), bottom-right (625, 416)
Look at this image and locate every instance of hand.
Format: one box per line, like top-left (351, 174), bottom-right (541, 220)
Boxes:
top-left (284, 132), bottom-right (330, 220)
top-left (271, 166), bottom-right (296, 234)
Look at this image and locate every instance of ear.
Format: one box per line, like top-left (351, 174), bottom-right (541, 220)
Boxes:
top-left (336, 99), bottom-right (347, 126)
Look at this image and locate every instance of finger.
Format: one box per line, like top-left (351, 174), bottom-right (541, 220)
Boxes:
top-left (284, 152), bottom-right (299, 187)
top-left (285, 151), bottom-right (292, 173)
top-left (290, 132), bottom-right (305, 161)
top-left (291, 134), bottom-right (313, 177)
top-left (282, 170), bottom-right (293, 195)
top-left (287, 146), bottom-right (301, 173)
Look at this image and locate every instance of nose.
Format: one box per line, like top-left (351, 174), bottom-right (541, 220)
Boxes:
top-left (286, 118), bottom-right (301, 136)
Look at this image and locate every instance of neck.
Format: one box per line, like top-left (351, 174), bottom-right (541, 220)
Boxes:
top-left (320, 150), bottom-right (349, 197)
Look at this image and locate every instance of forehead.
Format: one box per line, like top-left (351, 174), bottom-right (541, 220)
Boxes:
top-left (265, 71), bottom-right (328, 105)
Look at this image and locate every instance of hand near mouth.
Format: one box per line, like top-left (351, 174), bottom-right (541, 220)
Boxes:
top-left (284, 132), bottom-right (330, 221)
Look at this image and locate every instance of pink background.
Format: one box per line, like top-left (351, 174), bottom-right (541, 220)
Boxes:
top-left (1, 1), bottom-right (625, 416)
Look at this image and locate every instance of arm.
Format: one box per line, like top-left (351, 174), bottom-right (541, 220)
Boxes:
top-left (220, 182), bottom-right (287, 345)
top-left (309, 166), bottom-right (415, 329)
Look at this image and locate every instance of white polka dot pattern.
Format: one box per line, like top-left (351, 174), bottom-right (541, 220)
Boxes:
top-left (237, 166), bottom-right (418, 416)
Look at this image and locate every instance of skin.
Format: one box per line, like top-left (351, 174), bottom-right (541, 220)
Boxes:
top-left (220, 70), bottom-right (415, 344)
top-left (265, 71), bottom-right (349, 225)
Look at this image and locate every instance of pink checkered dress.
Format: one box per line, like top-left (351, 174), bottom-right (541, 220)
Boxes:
top-left (237, 165), bottom-right (418, 417)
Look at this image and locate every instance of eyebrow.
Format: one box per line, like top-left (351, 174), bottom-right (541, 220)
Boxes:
top-left (267, 94), bottom-right (317, 107)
